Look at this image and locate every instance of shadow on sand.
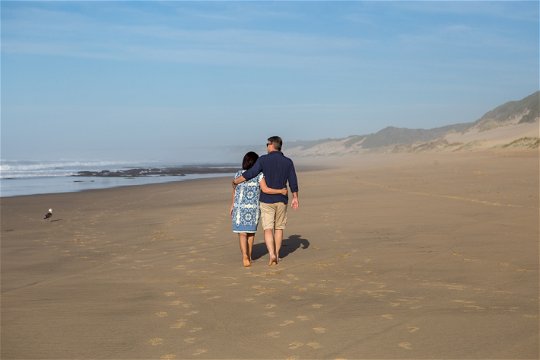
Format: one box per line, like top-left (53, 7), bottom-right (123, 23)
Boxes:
top-left (252, 234), bottom-right (310, 261)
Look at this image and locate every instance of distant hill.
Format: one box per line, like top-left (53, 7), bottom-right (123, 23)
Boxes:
top-left (359, 123), bottom-right (471, 149)
top-left (474, 91), bottom-right (539, 130)
top-left (287, 91), bottom-right (539, 156)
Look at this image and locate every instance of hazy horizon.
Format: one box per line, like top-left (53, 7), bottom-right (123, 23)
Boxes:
top-left (2, 1), bottom-right (538, 164)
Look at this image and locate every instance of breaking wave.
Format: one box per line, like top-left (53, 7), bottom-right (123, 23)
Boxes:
top-left (0, 160), bottom-right (147, 179)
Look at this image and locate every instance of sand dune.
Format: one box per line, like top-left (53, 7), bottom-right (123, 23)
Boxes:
top-left (444, 120), bottom-right (539, 148)
top-left (288, 120), bottom-right (539, 157)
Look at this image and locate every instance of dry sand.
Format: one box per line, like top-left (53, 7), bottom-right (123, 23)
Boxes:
top-left (1, 151), bottom-right (538, 359)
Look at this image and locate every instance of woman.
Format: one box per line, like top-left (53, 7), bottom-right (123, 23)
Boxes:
top-left (230, 151), bottom-right (287, 267)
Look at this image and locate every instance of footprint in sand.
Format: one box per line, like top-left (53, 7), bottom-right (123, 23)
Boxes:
top-left (267, 331), bottom-right (280, 338)
top-left (186, 310), bottom-right (199, 316)
top-left (192, 349), bottom-right (207, 356)
top-left (452, 299), bottom-right (474, 305)
top-left (381, 314), bottom-right (394, 320)
top-left (313, 327), bottom-right (326, 334)
top-left (168, 300), bottom-right (183, 306)
top-left (160, 355), bottom-right (176, 360)
top-left (399, 342), bottom-right (413, 350)
top-left (265, 304), bottom-right (276, 309)
top-left (280, 320), bottom-right (295, 327)
top-left (306, 342), bottom-right (322, 349)
top-left (148, 338), bottom-right (164, 346)
top-left (264, 312), bottom-right (276, 318)
top-left (296, 315), bottom-right (310, 321)
top-left (170, 321), bottom-right (186, 329)
top-left (407, 326), bottom-right (420, 333)
top-left (288, 341), bottom-right (303, 349)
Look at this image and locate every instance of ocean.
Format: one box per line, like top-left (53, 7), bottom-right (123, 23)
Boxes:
top-left (0, 160), bottom-right (236, 197)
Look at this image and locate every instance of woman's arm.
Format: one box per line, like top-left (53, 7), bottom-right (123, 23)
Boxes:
top-left (260, 178), bottom-right (287, 195)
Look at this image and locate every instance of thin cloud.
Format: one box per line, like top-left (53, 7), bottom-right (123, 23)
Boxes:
top-left (392, 1), bottom-right (539, 23)
top-left (398, 22), bottom-right (534, 54)
top-left (3, 5), bottom-right (369, 69)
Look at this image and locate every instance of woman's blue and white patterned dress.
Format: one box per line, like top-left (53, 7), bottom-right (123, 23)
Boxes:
top-left (232, 170), bottom-right (263, 233)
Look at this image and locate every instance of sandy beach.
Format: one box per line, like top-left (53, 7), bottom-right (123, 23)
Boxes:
top-left (1, 151), bottom-right (538, 359)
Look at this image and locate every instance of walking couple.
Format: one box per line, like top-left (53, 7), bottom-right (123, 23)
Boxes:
top-left (230, 136), bottom-right (299, 267)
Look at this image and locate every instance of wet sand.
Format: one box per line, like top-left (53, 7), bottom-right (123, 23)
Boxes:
top-left (1, 151), bottom-right (538, 359)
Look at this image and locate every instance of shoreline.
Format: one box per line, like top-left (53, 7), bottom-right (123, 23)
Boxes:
top-left (0, 162), bottom-right (331, 199)
top-left (0, 173), bottom-right (234, 199)
top-left (0, 162), bottom-right (239, 198)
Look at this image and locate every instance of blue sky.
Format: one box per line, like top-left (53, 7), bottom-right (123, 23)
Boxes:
top-left (1, 1), bottom-right (538, 162)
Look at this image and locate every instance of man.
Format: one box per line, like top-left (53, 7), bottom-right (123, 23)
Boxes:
top-left (232, 136), bottom-right (299, 265)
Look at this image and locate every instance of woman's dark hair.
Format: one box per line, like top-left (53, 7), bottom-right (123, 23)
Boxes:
top-left (242, 151), bottom-right (259, 170)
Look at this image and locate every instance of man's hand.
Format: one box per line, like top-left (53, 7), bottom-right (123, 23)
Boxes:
top-left (232, 175), bottom-right (246, 189)
top-left (291, 197), bottom-right (299, 210)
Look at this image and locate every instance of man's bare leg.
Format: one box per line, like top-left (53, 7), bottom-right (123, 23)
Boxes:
top-left (274, 229), bottom-right (284, 260)
top-left (264, 229), bottom-right (278, 265)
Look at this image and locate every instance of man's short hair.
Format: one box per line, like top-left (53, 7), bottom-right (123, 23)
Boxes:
top-left (268, 136), bottom-right (282, 151)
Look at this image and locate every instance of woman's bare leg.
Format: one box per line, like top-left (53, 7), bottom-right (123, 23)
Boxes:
top-left (238, 233), bottom-right (250, 267)
top-left (247, 233), bottom-right (255, 262)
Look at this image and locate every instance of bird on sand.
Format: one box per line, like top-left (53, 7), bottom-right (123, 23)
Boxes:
top-left (43, 208), bottom-right (53, 220)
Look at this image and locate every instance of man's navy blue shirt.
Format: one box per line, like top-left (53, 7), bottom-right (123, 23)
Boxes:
top-left (242, 151), bottom-right (298, 204)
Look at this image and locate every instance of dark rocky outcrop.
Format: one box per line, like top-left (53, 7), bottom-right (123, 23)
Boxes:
top-left (74, 166), bottom-right (237, 177)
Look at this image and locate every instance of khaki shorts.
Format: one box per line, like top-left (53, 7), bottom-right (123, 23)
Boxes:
top-left (260, 202), bottom-right (288, 230)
